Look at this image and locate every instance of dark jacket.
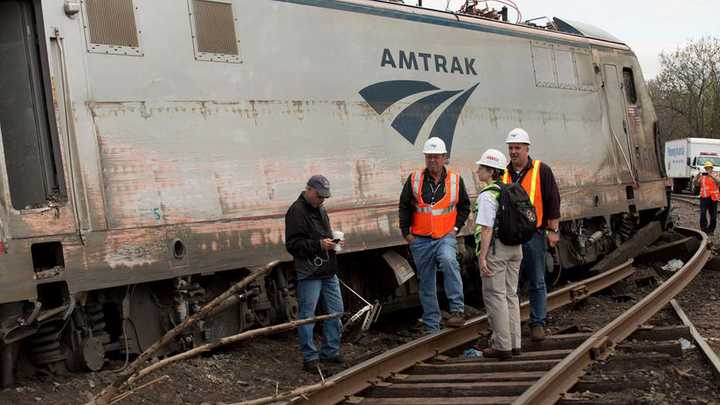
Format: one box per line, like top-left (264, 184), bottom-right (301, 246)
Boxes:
top-left (285, 193), bottom-right (338, 280)
top-left (505, 157), bottom-right (561, 226)
top-left (398, 167), bottom-right (471, 238)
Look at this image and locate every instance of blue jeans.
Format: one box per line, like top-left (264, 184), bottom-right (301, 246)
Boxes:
top-left (700, 197), bottom-right (717, 233)
top-left (409, 234), bottom-right (464, 331)
top-left (520, 230), bottom-right (547, 326)
top-left (296, 275), bottom-right (344, 363)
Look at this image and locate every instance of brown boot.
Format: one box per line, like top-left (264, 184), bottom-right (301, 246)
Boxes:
top-left (482, 347), bottom-right (512, 360)
top-left (445, 312), bottom-right (466, 328)
top-left (530, 325), bottom-right (546, 341)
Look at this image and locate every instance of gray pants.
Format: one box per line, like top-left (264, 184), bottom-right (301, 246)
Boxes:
top-left (482, 240), bottom-right (522, 351)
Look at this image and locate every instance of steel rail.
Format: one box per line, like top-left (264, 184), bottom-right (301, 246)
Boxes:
top-left (291, 259), bottom-right (636, 404)
top-left (514, 226), bottom-right (710, 405)
top-left (669, 299), bottom-right (720, 382)
top-left (671, 194), bottom-right (701, 206)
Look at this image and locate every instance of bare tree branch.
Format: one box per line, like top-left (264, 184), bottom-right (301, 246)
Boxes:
top-left (87, 260), bottom-right (281, 405)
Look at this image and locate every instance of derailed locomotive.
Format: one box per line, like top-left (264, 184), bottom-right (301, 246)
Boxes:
top-left (0, 0), bottom-right (666, 385)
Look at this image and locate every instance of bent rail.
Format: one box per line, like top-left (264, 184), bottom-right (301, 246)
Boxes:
top-left (292, 259), bottom-right (636, 404)
top-left (514, 226), bottom-right (711, 404)
top-left (669, 299), bottom-right (720, 382)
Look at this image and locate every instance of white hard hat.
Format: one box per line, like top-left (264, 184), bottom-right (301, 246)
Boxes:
top-left (476, 149), bottom-right (508, 171)
top-left (422, 137), bottom-right (448, 154)
top-left (505, 128), bottom-right (531, 145)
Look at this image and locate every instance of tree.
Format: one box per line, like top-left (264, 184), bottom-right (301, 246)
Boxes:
top-left (648, 37), bottom-right (720, 143)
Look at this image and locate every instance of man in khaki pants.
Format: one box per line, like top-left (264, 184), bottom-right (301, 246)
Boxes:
top-left (474, 149), bottom-right (522, 360)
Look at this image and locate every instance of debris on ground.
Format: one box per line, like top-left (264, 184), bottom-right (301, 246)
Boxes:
top-left (661, 259), bottom-right (684, 272)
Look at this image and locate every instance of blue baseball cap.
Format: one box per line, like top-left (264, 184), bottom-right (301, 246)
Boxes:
top-left (307, 175), bottom-right (331, 198)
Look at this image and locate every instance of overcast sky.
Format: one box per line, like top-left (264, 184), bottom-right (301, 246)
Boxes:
top-left (419, 0), bottom-right (720, 80)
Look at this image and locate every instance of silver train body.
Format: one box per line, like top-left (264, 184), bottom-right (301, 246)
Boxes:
top-left (0, 0), bottom-right (665, 382)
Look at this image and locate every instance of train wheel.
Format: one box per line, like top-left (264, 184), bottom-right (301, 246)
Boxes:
top-left (80, 337), bottom-right (105, 371)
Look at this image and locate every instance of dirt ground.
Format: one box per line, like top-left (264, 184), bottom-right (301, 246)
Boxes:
top-left (0, 313), bottom-right (428, 404)
top-left (562, 282), bottom-right (720, 405)
top-left (2, 199), bottom-right (720, 404)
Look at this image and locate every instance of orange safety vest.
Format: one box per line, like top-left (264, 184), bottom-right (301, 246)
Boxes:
top-left (409, 169), bottom-right (460, 238)
top-left (502, 160), bottom-right (544, 228)
top-left (699, 175), bottom-right (720, 201)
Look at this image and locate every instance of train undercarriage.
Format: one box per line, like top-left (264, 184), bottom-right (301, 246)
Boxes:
top-left (0, 205), bottom-right (667, 387)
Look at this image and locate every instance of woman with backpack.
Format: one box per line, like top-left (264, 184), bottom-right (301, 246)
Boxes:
top-left (474, 149), bottom-right (524, 360)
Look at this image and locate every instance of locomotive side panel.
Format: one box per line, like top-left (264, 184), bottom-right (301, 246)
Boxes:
top-left (0, 0), bottom-right (666, 302)
top-left (76, 0), bottom-right (648, 224)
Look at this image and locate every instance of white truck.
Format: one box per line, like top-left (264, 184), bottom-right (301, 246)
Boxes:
top-left (665, 138), bottom-right (720, 193)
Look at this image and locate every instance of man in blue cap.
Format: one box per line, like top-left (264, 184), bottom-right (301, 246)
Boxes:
top-left (285, 175), bottom-right (345, 372)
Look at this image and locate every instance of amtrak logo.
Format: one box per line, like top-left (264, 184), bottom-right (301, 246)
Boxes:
top-left (359, 80), bottom-right (478, 154)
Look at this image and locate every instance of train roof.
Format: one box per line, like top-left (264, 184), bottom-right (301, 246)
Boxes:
top-left (550, 17), bottom-right (623, 43)
top-left (350, 0), bottom-right (631, 51)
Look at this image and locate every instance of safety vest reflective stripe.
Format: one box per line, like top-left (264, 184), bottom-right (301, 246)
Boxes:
top-left (415, 206), bottom-right (456, 215)
top-left (449, 173), bottom-right (458, 205)
top-left (529, 159), bottom-right (540, 202)
top-left (411, 170), bottom-right (423, 199)
top-left (432, 206), bottom-right (455, 215)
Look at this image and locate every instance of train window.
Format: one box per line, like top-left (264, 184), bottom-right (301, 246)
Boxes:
top-left (555, 49), bottom-right (577, 89)
top-left (623, 68), bottom-right (638, 104)
top-left (189, 0), bottom-right (242, 63)
top-left (83, 0), bottom-right (143, 56)
top-left (531, 44), bottom-right (556, 87)
top-left (532, 43), bottom-right (595, 92)
top-left (575, 52), bottom-right (595, 91)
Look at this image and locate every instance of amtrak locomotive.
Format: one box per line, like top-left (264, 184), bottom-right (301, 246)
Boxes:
top-left (0, 0), bottom-right (665, 385)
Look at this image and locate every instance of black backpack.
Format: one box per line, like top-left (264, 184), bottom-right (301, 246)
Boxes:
top-left (482, 183), bottom-right (537, 246)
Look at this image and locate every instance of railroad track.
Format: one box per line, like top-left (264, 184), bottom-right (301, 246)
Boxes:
top-left (548, 296), bottom-right (720, 404)
top-left (278, 227), bottom-right (715, 405)
top-left (671, 193), bottom-right (701, 206)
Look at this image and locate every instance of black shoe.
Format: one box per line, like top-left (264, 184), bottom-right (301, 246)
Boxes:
top-left (320, 355), bottom-right (344, 364)
top-left (303, 359), bottom-right (319, 372)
